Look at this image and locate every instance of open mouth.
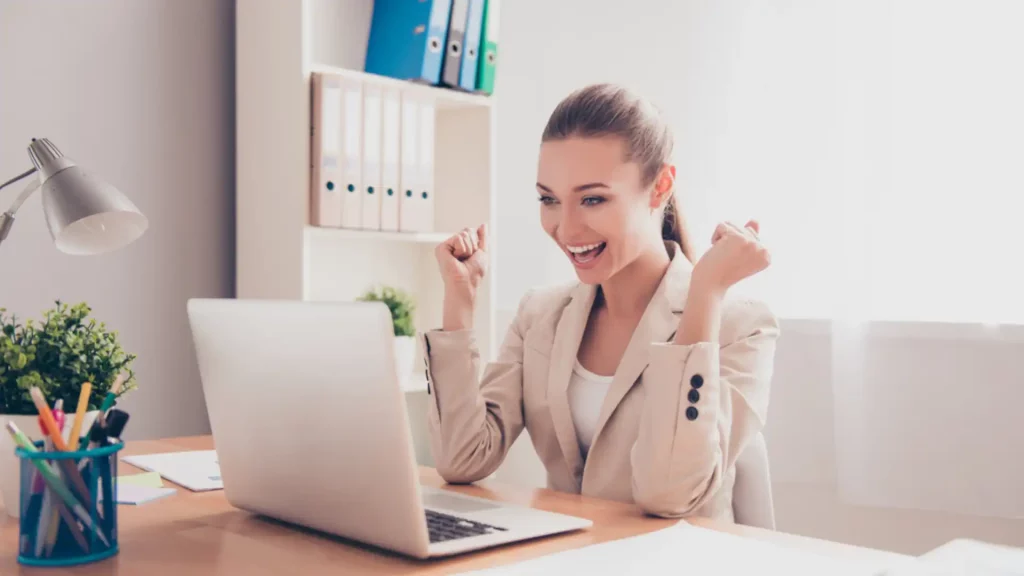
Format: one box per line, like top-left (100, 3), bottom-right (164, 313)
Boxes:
top-left (566, 242), bottom-right (606, 266)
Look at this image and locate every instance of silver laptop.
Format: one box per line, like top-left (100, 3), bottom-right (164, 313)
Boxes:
top-left (186, 298), bottom-right (592, 558)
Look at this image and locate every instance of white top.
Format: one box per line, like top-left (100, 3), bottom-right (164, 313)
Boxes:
top-left (567, 359), bottom-right (614, 459)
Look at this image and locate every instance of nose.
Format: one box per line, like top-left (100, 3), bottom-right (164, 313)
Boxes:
top-left (558, 205), bottom-right (585, 242)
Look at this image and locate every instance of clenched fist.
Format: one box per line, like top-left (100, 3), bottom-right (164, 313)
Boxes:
top-left (692, 220), bottom-right (771, 293)
top-left (436, 224), bottom-right (489, 297)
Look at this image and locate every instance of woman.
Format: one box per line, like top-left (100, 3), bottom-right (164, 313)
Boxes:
top-left (421, 84), bottom-right (779, 520)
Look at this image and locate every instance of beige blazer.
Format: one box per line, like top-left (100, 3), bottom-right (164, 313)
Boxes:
top-left (420, 242), bottom-right (780, 520)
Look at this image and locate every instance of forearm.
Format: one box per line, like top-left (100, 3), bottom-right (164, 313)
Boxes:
top-left (631, 340), bottom-right (724, 517)
top-left (674, 281), bottom-right (724, 345)
top-left (443, 287), bottom-right (476, 331)
top-left (632, 299), bottom-right (779, 518)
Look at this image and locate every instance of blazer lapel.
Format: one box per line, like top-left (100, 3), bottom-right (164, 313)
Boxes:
top-left (546, 282), bottom-right (596, 488)
top-left (588, 244), bottom-right (693, 456)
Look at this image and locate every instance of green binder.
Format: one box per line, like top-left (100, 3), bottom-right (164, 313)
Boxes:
top-left (476, 0), bottom-right (499, 94)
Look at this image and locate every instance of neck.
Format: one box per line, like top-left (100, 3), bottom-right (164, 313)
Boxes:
top-left (598, 241), bottom-right (671, 319)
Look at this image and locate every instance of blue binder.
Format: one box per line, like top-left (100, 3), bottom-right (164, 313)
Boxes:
top-left (458, 0), bottom-right (485, 91)
top-left (365, 0), bottom-right (454, 85)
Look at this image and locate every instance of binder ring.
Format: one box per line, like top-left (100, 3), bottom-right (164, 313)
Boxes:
top-left (428, 37), bottom-right (442, 52)
top-left (449, 40), bottom-right (461, 56)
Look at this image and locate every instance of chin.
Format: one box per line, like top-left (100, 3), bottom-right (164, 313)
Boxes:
top-left (573, 269), bottom-right (609, 285)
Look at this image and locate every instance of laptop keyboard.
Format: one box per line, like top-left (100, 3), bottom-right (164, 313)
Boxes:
top-left (425, 509), bottom-right (508, 543)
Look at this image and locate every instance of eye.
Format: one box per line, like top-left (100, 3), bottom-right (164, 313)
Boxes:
top-left (538, 195), bottom-right (558, 206)
top-left (581, 196), bottom-right (605, 206)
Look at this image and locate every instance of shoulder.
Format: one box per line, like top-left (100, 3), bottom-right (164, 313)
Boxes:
top-left (514, 282), bottom-right (577, 321)
top-left (718, 296), bottom-right (781, 345)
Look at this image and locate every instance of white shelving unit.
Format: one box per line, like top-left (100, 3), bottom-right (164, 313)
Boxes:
top-left (236, 1), bottom-right (498, 396)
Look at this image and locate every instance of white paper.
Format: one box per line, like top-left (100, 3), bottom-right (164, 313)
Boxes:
top-left (121, 450), bottom-right (222, 491)
top-left (902, 539), bottom-right (1024, 576)
top-left (101, 483), bottom-right (177, 505)
top-left (457, 523), bottom-right (889, 576)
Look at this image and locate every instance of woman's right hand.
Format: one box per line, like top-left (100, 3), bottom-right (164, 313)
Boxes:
top-left (436, 224), bottom-right (488, 330)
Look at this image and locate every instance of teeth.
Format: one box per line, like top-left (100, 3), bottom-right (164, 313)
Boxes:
top-left (566, 242), bottom-right (603, 254)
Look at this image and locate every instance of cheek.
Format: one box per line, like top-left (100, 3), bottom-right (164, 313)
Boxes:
top-left (539, 207), bottom-right (558, 237)
top-left (603, 204), bottom-right (650, 252)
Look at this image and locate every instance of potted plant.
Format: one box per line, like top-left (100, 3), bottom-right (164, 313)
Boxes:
top-left (0, 301), bottom-right (137, 517)
top-left (357, 286), bottom-right (417, 386)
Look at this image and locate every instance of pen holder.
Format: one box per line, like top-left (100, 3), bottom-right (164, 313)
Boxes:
top-left (15, 440), bottom-right (123, 567)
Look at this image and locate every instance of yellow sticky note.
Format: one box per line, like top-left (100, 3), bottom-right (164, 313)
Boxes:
top-left (118, 472), bottom-right (164, 488)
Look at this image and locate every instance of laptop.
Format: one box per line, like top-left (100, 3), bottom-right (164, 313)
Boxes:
top-left (186, 298), bottom-right (592, 558)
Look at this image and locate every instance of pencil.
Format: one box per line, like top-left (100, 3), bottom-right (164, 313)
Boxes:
top-left (68, 383), bottom-right (92, 451)
top-left (29, 388), bottom-right (94, 510)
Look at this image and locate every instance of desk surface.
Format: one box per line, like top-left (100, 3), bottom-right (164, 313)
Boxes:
top-left (0, 436), bottom-right (909, 574)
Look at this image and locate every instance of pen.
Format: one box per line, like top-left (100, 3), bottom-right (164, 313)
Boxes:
top-left (98, 373), bottom-right (125, 415)
top-left (29, 388), bottom-right (94, 510)
top-left (6, 422), bottom-right (109, 548)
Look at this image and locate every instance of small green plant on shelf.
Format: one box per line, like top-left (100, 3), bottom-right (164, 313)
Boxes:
top-left (357, 286), bottom-right (416, 337)
top-left (0, 301), bottom-right (137, 415)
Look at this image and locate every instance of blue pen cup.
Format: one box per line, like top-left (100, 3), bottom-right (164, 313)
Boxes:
top-left (15, 440), bottom-right (123, 567)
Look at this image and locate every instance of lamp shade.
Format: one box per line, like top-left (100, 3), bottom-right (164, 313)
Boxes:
top-left (28, 138), bottom-right (148, 255)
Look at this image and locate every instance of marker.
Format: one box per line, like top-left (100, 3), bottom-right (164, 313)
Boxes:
top-left (6, 422), bottom-right (110, 547)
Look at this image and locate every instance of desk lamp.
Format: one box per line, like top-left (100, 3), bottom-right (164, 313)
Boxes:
top-left (0, 138), bottom-right (147, 254)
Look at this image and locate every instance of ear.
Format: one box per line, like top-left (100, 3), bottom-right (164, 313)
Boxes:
top-left (650, 164), bottom-right (676, 209)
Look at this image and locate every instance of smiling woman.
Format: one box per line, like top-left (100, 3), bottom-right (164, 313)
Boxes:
top-left (536, 85), bottom-right (693, 283)
top-left (422, 83), bottom-right (780, 522)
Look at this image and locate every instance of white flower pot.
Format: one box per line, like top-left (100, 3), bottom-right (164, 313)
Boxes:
top-left (394, 335), bottom-right (417, 388)
top-left (0, 410), bottom-right (100, 518)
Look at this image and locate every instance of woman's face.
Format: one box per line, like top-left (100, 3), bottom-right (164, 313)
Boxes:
top-left (536, 136), bottom-right (665, 285)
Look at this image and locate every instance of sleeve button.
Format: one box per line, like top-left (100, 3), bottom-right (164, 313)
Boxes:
top-left (685, 406), bottom-right (699, 421)
top-left (690, 374), bottom-right (704, 389)
top-left (687, 389), bottom-right (700, 404)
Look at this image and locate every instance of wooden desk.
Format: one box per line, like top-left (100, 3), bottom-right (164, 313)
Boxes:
top-left (0, 436), bottom-right (909, 574)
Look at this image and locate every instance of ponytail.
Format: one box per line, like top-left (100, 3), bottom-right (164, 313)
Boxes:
top-left (661, 194), bottom-right (694, 263)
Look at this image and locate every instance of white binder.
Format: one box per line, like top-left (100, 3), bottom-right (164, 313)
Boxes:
top-left (380, 88), bottom-right (402, 232)
top-left (310, 73), bottom-right (343, 227)
top-left (339, 78), bottom-right (363, 229)
top-left (398, 95), bottom-right (420, 232)
top-left (361, 85), bottom-right (383, 230)
top-left (415, 100), bottom-right (436, 232)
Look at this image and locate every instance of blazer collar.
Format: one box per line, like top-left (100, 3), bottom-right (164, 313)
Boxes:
top-left (546, 242), bottom-right (693, 486)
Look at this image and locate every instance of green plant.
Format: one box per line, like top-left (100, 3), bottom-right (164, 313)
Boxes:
top-left (0, 301), bottom-right (137, 415)
top-left (357, 286), bottom-right (416, 337)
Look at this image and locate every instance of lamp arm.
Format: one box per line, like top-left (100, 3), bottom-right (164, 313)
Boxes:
top-left (0, 167), bottom-right (41, 247)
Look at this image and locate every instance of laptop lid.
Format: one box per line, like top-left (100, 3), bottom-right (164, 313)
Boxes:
top-left (186, 298), bottom-right (431, 557)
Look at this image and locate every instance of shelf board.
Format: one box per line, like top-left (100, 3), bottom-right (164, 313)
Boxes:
top-left (309, 63), bottom-right (494, 110)
top-left (304, 226), bottom-right (450, 244)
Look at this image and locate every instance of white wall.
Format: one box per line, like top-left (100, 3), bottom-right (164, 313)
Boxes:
top-left (492, 0), bottom-right (1024, 555)
top-left (0, 0), bottom-right (234, 439)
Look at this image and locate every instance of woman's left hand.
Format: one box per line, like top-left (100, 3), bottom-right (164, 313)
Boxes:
top-left (691, 220), bottom-right (771, 295)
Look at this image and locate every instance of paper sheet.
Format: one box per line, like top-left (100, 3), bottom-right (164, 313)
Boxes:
top-left (121, 450), bottom-right (222, 491)
top-left (896, 539), bottom-right (1024, 576)
top-left (112, 484), bottom-right (177, 505)
top-left (117, 471), bottom-right (164, 488)
top-left (457, 523), bottom-right (889, 576)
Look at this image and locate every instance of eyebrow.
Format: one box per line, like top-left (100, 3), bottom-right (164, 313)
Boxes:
top-left (536, 182), bottom-right (610, 193)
